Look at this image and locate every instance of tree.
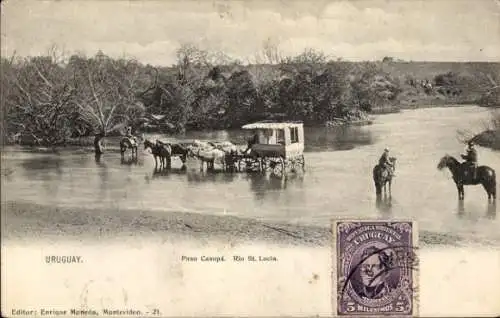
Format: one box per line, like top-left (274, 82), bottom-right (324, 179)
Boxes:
top-left (68, 53), bottom-right (147, 153)
top-left (2, 54), bottom-right (77, 145)
top-left (225, 70), bottom-right (261, 126)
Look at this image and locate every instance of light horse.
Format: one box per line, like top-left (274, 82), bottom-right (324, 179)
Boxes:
top-left (437, 154), bottom-right (496, 201)
top-left (120, 136), bottom-right (138, 160)
top-left (373, 157), bottom-right (397, 197)
top-left (186, 141), bottom-right (226, 172)
top-left (144, 139), bottom-right (172, 170)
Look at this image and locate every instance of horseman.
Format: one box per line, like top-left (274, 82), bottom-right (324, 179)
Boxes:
top-left (243, 131), bottom-right (259, 155)
top-left (126, 126), bottom-right (137, 145)
top-left (461, 141), bottom-right (478, 180)
top-left (379, 148), bottom-right (395, 177)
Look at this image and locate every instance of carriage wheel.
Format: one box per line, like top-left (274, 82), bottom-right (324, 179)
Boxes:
top-left (290, 158), bottom-right (297, 173)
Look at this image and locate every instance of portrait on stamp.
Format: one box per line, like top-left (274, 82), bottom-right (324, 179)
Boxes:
top-left (354, 245), bottom-right (396, 300)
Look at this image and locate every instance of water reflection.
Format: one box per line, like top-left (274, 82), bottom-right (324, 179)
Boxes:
top-left (97, 158), bottom-right (110, 202)
top-left (120, 157), bottom-right (139, 166)
top-left (21, 156), bottom-right (65, 176)
top-left (376, 195), bottom-right (393, 216)
top-left (248, 173), bottom-right (304, 201)
top-left (486, 201), bottom-right (497, 220)
top-left (456, 200), bottom-right (497, 220)
top-left (186, 170), bottom-right (237, 184)
top-left (304, 126), bottom-right (374, 152)
top-left (457, 200), bottom-right (465, 218)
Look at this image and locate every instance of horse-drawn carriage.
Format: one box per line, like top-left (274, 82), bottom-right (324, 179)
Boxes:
top-left (238, 121), bottom-right (306, 177)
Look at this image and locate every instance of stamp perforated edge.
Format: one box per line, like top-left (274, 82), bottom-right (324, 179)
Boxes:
top-left (331, 218), bottom-right (420, 317)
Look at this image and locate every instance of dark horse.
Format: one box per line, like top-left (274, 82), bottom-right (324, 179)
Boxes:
top-left (373, 157), bottom-right (397, 197)
top-left (144, 139), bottom-right (172, 170)
top-left (437, 154), bottom-right (496, 201)
top-left (120, 137), bottom-right (138, 160)
top-left (156, 140), bottom-right (189, 168)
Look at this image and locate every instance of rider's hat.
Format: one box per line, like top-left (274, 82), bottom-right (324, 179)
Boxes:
top-left (384, 148), bottom-right (389, 152)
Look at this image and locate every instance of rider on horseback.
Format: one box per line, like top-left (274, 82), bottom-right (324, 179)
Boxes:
top-left (461, 141), bottom-right (478, 180)
top-left (126, 126), bottom-right (137, 145)
top-left (243, 132), bottom-right (259, 155)
top-left (379, 148), bottom-right (395, 177)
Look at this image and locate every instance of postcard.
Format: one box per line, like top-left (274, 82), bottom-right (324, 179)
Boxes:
top-left (1, 0), bottom-right (499, 317)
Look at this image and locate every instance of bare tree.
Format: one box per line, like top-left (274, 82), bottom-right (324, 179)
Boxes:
top-left (2, 52), bottom-right (76, 146)
top-left (68, 53), bottom-right (146, 154)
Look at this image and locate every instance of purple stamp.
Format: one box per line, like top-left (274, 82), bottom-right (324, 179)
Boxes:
top-left (332, 220), bottom-right (419, 317)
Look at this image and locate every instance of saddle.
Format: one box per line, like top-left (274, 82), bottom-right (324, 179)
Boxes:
top-left (126, 136), bottom-right (137, 146)
top-left (461, 162), bottom-right (477, 183)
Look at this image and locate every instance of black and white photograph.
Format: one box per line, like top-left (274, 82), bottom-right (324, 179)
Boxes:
top-left (1, 0), bottom-right (499, 317)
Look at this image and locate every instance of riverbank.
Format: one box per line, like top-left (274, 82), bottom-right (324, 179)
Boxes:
top-left (473, 129), bottom-right (500, 150)
top-left (2, 200), bottom-right (329, 247)
top-left (2, 200), bottom-right (497, 248)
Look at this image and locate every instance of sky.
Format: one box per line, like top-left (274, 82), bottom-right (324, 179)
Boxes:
top-left (1, 0), bottom-right (500, 66)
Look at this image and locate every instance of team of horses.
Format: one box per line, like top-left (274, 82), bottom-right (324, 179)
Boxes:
top-left (120, 135), bottom-right (243, 172)
top-left (373, 154), bottom-right (496, 202)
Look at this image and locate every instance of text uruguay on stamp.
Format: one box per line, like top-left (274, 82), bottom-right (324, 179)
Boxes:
top-left (332, 220), bottom-right (419, 317)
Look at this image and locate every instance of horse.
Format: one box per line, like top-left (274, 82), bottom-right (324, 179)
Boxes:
top-left (143, 139), bottom-right (172, 170)
top-left (373, 157), bottom-right (397, 197)
top-left (186, 143), bottom-right (226, 172)
top-left (120, 136), bottom-right (138, 160)
top-left (437, 154), bottom-right (496, 201)
top-left (156, 141), bottom-right (189, 168)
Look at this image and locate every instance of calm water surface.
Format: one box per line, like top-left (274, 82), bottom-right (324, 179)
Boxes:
top-left (2, 106), bottom-right (499, 243)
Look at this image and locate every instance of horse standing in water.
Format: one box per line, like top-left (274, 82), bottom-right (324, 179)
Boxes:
top-left (144, 139), bottom-right (172, 170)
top-left (437, 154), bottom-right (496, 201)
top-left (156, 141), bottom-right (189, 169)
top-left (373, 157), bottom-right (397, 197)
top-left (120, 136), bottom-right (138, 160)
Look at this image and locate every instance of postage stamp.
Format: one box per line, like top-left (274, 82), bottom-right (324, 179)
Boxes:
top-left (332, 220), bottom-right (419, 317)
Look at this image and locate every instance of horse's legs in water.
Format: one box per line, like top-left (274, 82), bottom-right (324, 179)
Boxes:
top-left (457, 183), bottom-right (464, 200)
top-left (482, 181), bottom-right (496, 201)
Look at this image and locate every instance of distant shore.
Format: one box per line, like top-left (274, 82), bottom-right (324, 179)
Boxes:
top-left (4, 103), bottom-right (483, 149)
top-left (473, 129), bottom-right (500, 151)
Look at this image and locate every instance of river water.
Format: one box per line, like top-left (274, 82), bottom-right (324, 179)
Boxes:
top-left (2, 105), bottom-right (499, 244)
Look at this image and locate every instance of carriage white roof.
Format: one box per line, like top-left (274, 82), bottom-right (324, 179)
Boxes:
top-left (241, 121), bottom-right (303, 130)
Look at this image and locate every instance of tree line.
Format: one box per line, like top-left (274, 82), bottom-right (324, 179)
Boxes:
top-left (1, 45), bottom-right (498, 146)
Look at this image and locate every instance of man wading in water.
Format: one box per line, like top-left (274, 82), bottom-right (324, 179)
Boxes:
top-left (461, 141), bottom-right (478, 180)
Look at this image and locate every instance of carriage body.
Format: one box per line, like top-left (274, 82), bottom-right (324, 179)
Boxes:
top-left (240, 121), bottom-right (305, 176)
